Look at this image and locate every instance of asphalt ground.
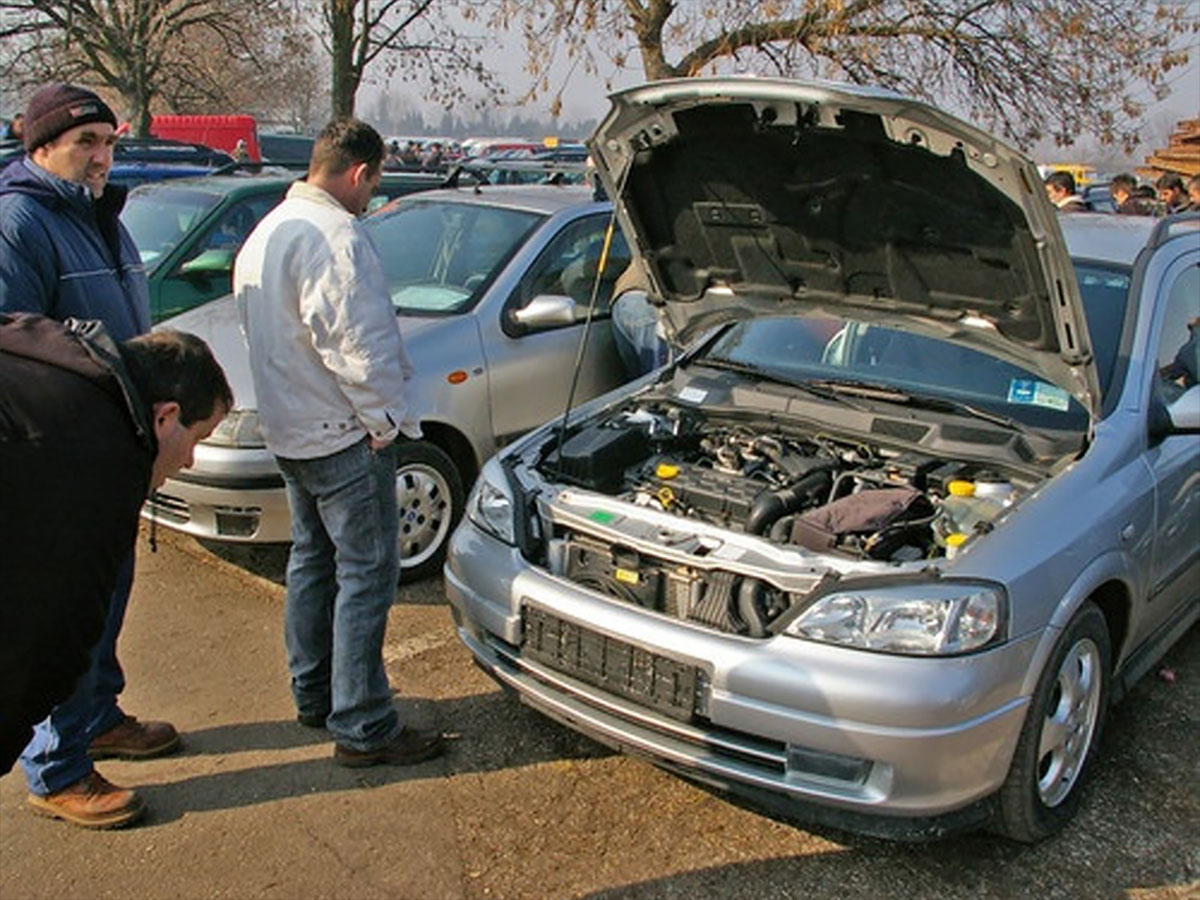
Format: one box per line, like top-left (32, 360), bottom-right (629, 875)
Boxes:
top-left (0, 525), bottom-right (1196, 900)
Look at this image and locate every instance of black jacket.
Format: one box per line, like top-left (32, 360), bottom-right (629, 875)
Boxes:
top-left (0, 313), bottom-right (156, 772)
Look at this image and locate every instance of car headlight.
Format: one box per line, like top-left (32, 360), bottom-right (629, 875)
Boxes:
top-left (783, 581), bottom-right (1004, 656)
top-left (204, 408), bottom-right (265, 448)
top-left (467, 457), bottom-right (516, 545)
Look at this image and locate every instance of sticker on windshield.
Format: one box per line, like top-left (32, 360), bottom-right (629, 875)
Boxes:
top-left (1007, 379), bottom-right (1070, 411)
top-left (678, 386), bottom-right (707, 404)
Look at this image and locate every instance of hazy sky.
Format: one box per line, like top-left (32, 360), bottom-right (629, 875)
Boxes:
top-left (369, 23), bottom-right (1200, 163)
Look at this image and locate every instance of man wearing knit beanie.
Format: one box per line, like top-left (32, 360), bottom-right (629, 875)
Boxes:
top-left (0, 84), bottom-right (175, 830)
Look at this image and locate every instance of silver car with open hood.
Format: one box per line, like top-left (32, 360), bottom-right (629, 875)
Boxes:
top-left (444, 77), bottom-right (1199, 841)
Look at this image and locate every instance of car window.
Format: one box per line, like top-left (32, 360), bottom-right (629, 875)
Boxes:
top-left (178, 192), bottom-right (283, 267)
top-left (704, 313), bottom-right (1090, 430)
top-left (1152, 263), bottom-right (1200, 404)
top-left (121, 187), bottom-right (223, 269)
top-left (368, 199), bottom-right (543, 314)
top-left (511, 214), bottom-right (631, 315)
top-left (1074, 261), bottom-right (1132, 399)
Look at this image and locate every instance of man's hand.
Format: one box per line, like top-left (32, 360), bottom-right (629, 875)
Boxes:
top-left (369, 436), bottom-right (394, 452)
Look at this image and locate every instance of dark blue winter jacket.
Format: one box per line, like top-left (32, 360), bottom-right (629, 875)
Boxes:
top-left (0, 157), bottom-right (150, 340)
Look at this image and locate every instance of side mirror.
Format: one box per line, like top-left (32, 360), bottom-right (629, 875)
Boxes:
top-left (511, 294), bottom-right (581, 332)
top-left (1166, 384), bottom-right (1200, 432)
top-left (180, 247), bottom-right (235, 277)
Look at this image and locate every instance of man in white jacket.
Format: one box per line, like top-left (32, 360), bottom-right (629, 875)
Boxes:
top-left (234, 118), bottom-right (443, 766)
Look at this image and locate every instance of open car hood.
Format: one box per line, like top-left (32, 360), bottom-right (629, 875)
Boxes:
top-left (588, 78), bottom-right (1100, 416)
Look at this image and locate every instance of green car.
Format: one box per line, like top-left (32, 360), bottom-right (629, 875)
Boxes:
top-left (121, 171), bottom-right (443, 322)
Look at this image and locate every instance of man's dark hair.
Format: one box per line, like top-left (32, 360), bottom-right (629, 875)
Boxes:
top-left (310, 117), bottom-right (384, 177)
top-left (1110, 173), bottom-right (1138, 192)
top-left (1044, 170), bottom-right (1076, 194)
top-left (1155, 172), bottom-right (1185, 192)
top-left (121, 330), bottom-right (233, 426)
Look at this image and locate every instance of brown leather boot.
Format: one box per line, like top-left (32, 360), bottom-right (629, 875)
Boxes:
top-left (26, 771), bottom-right (145, 829)
top-left (88, 715), bottom-right (181, 759)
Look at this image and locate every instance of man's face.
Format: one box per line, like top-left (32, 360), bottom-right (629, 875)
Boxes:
top-left (1159, 186), bottom-right (1182, 207)
top-left (149, 401), bottom-right (227, 492)
top-left (1045, 183), bottom-right (1066, 203)
top-left (32, 122), bottom-right (117, 198)
top-left (348, 162), bottom-right (382, 216)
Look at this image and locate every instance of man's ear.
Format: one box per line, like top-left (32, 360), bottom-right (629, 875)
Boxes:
top-left (152, 400), bottom-right (182, 440)
top-left (350, 161), bottom-right (369, 187)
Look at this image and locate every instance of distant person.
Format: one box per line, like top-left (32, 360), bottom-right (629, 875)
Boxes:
top-left (420, 141), bottom-right (444, 171)
top-left (0, 315), bottom-right (231, 790)
top-left (2, 112), bottom-right (23, 142)
top-left (1156, 172), bottom-right (1187, 214)
top-left (1110, 173), bottom-right (1154, 215)
top-left (1043, 170), bottom-right (1087, 212)
top-left (235, 118), bottom-right (444, 768)
top-left (383, 140), bottom-right (403, 170)
top-left (1187, 174), bottom-right (1200, 211)
top-left (232, 139), bottom-right (250, 162)
top-left (400, 140), bottom-right (420, 166)
top-left (0, 82), bottom-right (183, 830)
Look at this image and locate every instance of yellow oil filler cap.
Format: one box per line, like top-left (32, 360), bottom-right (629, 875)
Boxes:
top-left (944, 531), bottom-right (970, 559)
top-left (947, 480), bottom-right (976, 497)
top-left (656, 462), bottom-right (680, 479)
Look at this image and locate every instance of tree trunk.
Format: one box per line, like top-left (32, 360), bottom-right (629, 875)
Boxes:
top-left (329, 0), bottom-right (359, 117)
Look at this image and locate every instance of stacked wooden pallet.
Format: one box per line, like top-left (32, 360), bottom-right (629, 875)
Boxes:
top-left (1139, 118), bottom-right (1200, 178)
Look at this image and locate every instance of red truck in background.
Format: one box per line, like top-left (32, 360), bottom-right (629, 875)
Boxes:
top-left (150, 114), bottom-right (259, 161)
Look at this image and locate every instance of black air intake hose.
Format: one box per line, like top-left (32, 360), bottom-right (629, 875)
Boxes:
top-left (745, 467), bottom-right (833, 535)
top-left (738, 578), bottom-right (769, 638)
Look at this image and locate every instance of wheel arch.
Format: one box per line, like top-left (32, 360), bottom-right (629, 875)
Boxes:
top-left (1018, 553), bottom-right (1136, 699)
top-left (420, 420), bottom-right (480, 489)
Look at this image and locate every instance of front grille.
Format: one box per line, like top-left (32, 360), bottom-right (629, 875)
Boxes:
top-left (522, 606), bottom-right (700, 722)
top-left (146, 492), bottom-right (190, 524)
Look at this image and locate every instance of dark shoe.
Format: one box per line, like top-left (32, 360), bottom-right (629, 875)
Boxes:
top-left (297, 712), bottom-right (328, 728)
top-left (333, 726), bottom-right (445, 768)
top-left (27, 771), bottom-right (145, 829)
top-left (88, 715), bottom-right (181, 760)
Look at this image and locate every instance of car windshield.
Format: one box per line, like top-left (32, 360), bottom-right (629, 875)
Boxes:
top-left (121, 186), bottom-right (224, 271)
top-left (367, 199), bottom-right (544, 314)
top-left (697, 260), bottom-right (1131, 433)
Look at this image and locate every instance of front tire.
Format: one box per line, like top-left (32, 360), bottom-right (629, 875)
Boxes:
top-left (995, 601), bottom-right (1111, 842)
top-left (394, 441), bottom-right (464, 583)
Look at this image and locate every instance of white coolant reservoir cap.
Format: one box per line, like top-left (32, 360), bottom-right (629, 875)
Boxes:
top-left (974, 474), bottom-right (1014, 504)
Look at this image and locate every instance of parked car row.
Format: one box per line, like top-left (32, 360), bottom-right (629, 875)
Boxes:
top-left (134, 79), bottom-right (1196, 844)
top-left (120, 169), bottom-right (443, 322)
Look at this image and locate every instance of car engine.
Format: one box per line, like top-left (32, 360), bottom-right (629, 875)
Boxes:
top-left (533, 399), bottom-right (1028, 635)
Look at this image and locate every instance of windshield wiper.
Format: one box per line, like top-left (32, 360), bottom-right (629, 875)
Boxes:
top-left (695, 358), bottom-right (869, 409)
top-left (810, 378), bottom-right (1028, 433)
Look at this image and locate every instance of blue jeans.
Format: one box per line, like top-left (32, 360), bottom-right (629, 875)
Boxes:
top-left (20, 553), bottom-right (133, 796)
top-left (276, 439), bottom-right (401, 751)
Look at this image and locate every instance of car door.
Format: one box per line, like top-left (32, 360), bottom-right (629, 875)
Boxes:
top-left (153, 189), bottom-right (284, 321)
top-left (1141, 247), bottom-right (1200, 633)
top-left (486, 212), bottom-right (632, 444)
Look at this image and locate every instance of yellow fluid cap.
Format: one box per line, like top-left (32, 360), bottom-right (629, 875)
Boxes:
top-left (945, 532), bottom-right (969, 547)
top-left (948, 480), bottom-right (976, 497)
top-left (656, 462), bottom-right (680, 479)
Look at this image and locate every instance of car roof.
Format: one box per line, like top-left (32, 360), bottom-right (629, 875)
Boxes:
top-left (1059, 213), bottom-right (1157, 267)
top-left (375, 183), bottom-right (599, 216)
top-left (127, 173), bottom-right (297, 199)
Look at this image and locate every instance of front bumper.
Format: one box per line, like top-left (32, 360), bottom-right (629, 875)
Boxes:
top-left (444, 519), bottom-right (1039, 832)
top-left (142, 444), bottom-right (290, 542)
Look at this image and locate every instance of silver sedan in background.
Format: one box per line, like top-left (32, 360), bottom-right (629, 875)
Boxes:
top-left (147, 184), bottom-right (633, 580)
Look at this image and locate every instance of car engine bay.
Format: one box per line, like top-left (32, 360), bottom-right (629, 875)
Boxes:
top-left (526, 395), bottom-right (1038, 637)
